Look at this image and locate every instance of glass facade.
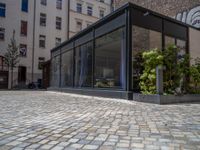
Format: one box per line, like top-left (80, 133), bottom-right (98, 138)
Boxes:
top-left (132, 26), bottom-right (162, 92)
top-left (51, 55), bottom-right (60, 87)
top-left (75, 42), bottom-right (92, 87)
top-left (95, 28), bottom-right (125, 89)
top-left (50, 4), bottom-right (190, 99)
top-left (61, 50), bottom-right (73, 87)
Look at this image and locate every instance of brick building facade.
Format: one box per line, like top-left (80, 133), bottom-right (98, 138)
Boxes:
top-left (114, 0), bottom-right (200, 17)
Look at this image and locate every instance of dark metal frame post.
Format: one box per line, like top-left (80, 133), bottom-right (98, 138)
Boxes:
top-left (31, 0), bottom-right (36, 83)
top-left (92, 28), bottom-right (95, 88)
top-left (72, 42), bottom-right (75, 87)
top-left (162, 19), bottom-right (165, 51)
top-left (125, 6), bottom-right (132, 95)
top-left (59, 49), bottom-right (62, 87)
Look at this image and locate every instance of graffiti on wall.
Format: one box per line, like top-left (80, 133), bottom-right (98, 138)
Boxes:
top-left (176, 6), bottom-right (200, 28)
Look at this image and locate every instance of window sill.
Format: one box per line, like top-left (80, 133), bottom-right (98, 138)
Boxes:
top-left (20, 34), bottom-right (27, 37)
top-left (39, 47), bottom-right (46, 49)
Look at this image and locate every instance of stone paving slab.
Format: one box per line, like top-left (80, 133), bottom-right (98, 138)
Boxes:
top-left (0, 91), bottom-right (199, 150)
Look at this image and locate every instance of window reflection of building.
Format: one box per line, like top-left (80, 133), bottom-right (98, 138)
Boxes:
top-left (51, 55), bottom-right (60, 87)
top-left (61, 50), bottom-right (73, 87)
top-left (132, 26), bottom-right (162, 92)
top-left (95, 27), bottom-right (125, 89)
top-left (75, 41), bottom-right (93, 87)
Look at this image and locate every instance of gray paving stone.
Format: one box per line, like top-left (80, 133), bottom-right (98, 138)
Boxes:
top-left (0, 91), bottom-right (199, 150)
top-left (83, 144), bottom-right (99, 149)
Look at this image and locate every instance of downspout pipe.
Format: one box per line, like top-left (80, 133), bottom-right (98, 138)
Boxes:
top-left (31, 0), bottom-right (36, 83)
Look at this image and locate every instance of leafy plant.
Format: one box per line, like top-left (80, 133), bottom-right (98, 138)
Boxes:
top-left (139, 49), bottom-right (163, 94)
top-left (189, 58), bottom-right (200, 93)
top-left (4, 30), bottom-right (19, 89)
top-left (139, 45), bottom-right (190, 95)
top-left (162, 45), bottom-right (189, 95)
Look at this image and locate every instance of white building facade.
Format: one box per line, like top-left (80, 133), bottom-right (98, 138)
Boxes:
top-left (0, 0), bottom-right (69, 88)
top-left (0, 0), bottom-right (112, 88)
top-left (69, 0), bottom-right (112, 38)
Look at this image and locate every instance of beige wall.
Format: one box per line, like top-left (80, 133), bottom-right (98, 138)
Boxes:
top-left (189, 28), bottom-right (200, 65)
top-left (0, 0), bottom-right (68, 87)
top-left (69, 0), bottom-right (112, 38)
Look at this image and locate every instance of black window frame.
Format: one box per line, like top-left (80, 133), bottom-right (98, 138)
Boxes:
top-left (39, 35), bottom-right (46, 48)
top-left (0, 27), bottom-right (5, 40)
top-left (40, 13), bottom-right (46, 26)
top-left (41, 0), bottom-right (47, 6)
top-left (56, 17), bottom-right (62, 30)
top-left (0, 3), bottom-right (6, 17)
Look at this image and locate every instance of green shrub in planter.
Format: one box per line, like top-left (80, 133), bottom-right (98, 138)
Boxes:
top-left (139, 49), bottom-right (163, 94)
top-left (163, 45), bottom-right (190, 95)
top-left (189, 58), bottom-right (200, 94)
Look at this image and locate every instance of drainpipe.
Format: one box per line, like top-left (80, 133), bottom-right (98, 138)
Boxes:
top-left (67, 0), bottom-right (70, 40)
top-left (31, 0), bottom-right (36, 83)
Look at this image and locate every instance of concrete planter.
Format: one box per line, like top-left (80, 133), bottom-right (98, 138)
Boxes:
top-left (133, 93), bottom-right (200, 104)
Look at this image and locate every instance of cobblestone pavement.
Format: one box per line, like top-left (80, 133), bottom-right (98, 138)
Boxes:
top-left (0, 91), bottom-right (200, 150)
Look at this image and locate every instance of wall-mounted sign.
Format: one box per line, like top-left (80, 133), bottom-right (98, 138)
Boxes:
top-left (176, 6), bottom-right (200, 28)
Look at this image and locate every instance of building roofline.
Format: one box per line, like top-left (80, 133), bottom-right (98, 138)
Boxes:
top-left (51, 2), bottom-right (200, 53)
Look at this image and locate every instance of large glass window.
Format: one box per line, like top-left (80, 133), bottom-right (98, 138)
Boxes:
top-left (132, 25), bottom-right (162, 92)
top-left (51, 55), bottom-right (60, 87)
top-left (61, 50), bottom-right (73, 87)
top-left (75, 41), bottom-right (93, 87)
top-left (95, 28), bottom-right (126, 89)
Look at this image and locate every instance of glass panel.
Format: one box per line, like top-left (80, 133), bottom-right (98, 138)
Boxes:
top-left (177, 39), bottom-right (186, 57)
top-left (61, 50), bottom-right (73, 87)
top-left (95, 27), bottom-right (126, 89)
top-left (75, 41), bottom-right (92, 87)
top-left (51, 55), bottom-right (60, 87)
top-left (132, 25), bottom-right (162, 92)
top-left (165, 36), bottom-right (175, 47)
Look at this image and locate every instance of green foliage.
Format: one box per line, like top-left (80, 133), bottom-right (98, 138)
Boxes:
top-left (4, 30), bottom-right (19, 69)
top-left (139, 45), bottom-right (190, 95)
top-left (139, 49), bottom-right (163, 94)
top-left (163, 45), bottom-right (190, 94)
top-left (189, 58), bottom-right (200, 93)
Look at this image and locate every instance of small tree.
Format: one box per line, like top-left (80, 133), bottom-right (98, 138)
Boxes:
top-left (139, 49), bottom-right (163, 94)
top-left (4, 30), bottom-right (19, 89)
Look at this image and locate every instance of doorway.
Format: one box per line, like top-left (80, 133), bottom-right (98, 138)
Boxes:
top-left (18, 66), bottom-right (26, 84)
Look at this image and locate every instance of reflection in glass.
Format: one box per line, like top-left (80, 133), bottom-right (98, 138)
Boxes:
top-left (95, 28), bottom-right (125, 89)
top-left (132, 25), bottom-right (162, 92)
top-left (51, 55), bottom-right (60, 87)
top-left (165, 36), bottom-right (175, 47)
top-left (75, 41), bottom-right (92, 87)
top-left (61, 50), bottom-right (73, 87)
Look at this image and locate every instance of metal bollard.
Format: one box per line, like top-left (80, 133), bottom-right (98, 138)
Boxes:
top-left (156, 66), bottom-right (164, 95)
